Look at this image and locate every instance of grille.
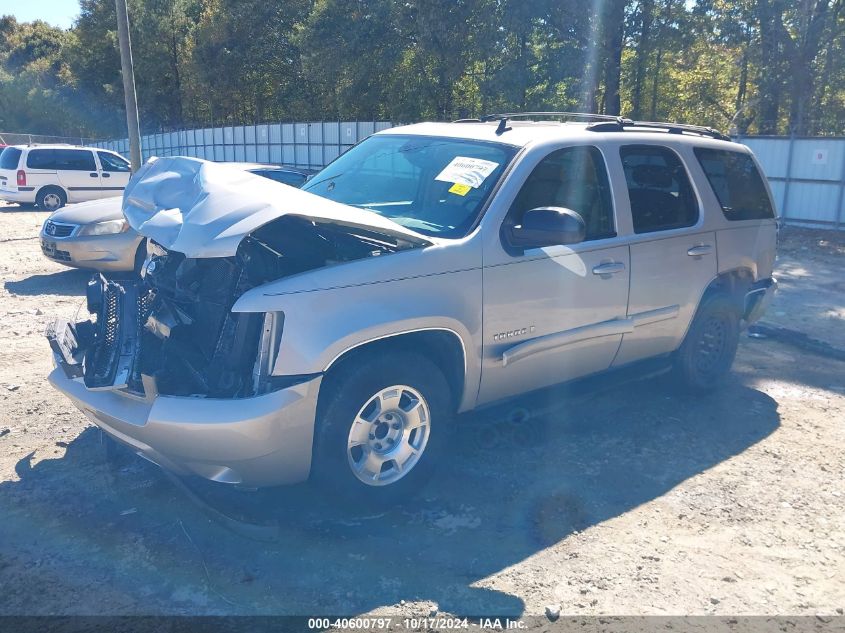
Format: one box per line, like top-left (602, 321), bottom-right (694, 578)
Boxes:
top-left (84, 283), bottom-right (120, 388)
top-left (44, 221), bottom-right (75, 238)
top-left (128, 288), bottom-right (155, 393)
top-left (41, 242), bottom-right (71, 261)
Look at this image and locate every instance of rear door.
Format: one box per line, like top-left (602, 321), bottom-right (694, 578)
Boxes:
top-left (96, 151), bottom-right (132, 192)
top-left (0, 147), bottom-right (23, 195)
top-left (53, 149), bottom-right (101, 201)
top-left (612, 144), bottom-right (716, 367)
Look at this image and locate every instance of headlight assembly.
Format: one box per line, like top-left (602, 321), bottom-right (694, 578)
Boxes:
top-left (77, 219), bottom-right (129, 236)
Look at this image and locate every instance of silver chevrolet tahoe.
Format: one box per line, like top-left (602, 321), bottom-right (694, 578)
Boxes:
top-left (46, 114), bottom-right (778, 503)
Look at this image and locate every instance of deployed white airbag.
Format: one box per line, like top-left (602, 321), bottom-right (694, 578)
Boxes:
top-left (122, 157), bottom-right (429, 258)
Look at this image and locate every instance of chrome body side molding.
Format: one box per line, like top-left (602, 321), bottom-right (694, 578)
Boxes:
top-left (502, 305), bottom-right (679, 367)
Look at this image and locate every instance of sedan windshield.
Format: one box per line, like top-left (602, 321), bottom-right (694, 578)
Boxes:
top-left (301, 134), bottom-right (518, 238)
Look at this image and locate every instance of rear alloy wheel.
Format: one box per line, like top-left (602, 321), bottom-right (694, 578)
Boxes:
top-left (313, 351), bottom-right (451, 505)
top-left (36, 187), bottom-right (67, 211)
top-left (675, 293), bottom-right (740, 392)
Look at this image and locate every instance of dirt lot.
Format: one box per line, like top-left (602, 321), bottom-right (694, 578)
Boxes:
top-left (0, 202), bottom-right (843, 619)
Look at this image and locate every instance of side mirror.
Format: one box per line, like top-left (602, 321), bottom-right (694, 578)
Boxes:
top-left (506, 207), bottom-right (586, 249)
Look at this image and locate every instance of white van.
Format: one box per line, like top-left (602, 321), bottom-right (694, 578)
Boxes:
top-left (0, 145), bottom-right (131, 210)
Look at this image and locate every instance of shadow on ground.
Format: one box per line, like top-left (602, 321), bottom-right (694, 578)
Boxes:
top-left (5, 269), bottom-right (90, 297)
top-left (0, 203), bottom-right (39, 212)
top-left (0, 356), bottom-right (786, 617)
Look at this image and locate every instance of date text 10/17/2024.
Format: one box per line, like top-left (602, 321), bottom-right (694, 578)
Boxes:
top-left (307, 617), bottom-right (527, 630)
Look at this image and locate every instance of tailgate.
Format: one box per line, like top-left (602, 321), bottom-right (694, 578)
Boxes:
top-left (0, 168), bottom-right (16, 193)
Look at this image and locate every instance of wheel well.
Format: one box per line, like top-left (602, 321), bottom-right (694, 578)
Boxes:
top-left (325, 330), bottom-right (466, 410)
top-left (702, 268), bottom-right (754, 314)
top-left (36, 185), bottom-right (66, 202)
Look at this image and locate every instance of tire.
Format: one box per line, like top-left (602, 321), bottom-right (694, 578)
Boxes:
top-left (36, 186), bottom-right (67, 211)
top-left (312, 351), bottom-right (452, 506)
top-left (674, 292), bottom-right (740, 392)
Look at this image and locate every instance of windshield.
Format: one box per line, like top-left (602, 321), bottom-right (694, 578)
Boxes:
top-left (301, 134), bottom-right (518, 238)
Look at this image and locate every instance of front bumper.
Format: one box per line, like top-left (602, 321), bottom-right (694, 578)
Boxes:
top-left (49, 367), bottom-right (322, 487)
top-left (40, 228), bottom-right (141, 272)
top-left (744, 277), bottom-right (778, 323)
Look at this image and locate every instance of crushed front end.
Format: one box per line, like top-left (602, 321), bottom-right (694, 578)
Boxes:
top-left (45, 156), bottom-right (431, 486)
top-left (45, 214), bottom-right (422, 486)
top-left (44, 238), bottom-right (324, 486)
top-left (50, 247), bottom-right (265, 398)
top-left (63, 252), bottom-right (267, 398)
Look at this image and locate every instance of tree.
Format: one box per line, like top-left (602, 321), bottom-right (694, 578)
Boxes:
top-left (297, 0), bottom-right (400, 119)
top-left (601, 0), bottom-right (627, 115)
top-left (4, 0), bottom-right (845, 138)
top-left (191, 0), bottom-right (310, 124)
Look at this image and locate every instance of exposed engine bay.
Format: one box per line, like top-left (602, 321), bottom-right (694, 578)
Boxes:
top-left (47, 215), bottom-right (423, 398)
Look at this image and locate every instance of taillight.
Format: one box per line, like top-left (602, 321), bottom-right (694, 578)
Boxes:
top-left (16, 170), bottom-right (26, 186)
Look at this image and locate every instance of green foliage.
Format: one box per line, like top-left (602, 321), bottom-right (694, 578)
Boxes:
top-left (1, 0), bottom-right (844, 137)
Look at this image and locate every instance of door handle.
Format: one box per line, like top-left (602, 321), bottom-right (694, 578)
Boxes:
top-left (89, 172), bottom-right (98, 178)
top-left (102, 173), bottom-right (111, 178)
top-left (687, 244), bottom-right (713, 257)
top-left (592, 261), bottom-right (626, 276)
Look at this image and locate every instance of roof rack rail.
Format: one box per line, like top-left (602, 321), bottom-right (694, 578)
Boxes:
top-left (587, 119), bottom-right (731, 141)
top-left (479, 111), bottom-right (623, 123)
top-left (453, 112), bottom-right (731, 141)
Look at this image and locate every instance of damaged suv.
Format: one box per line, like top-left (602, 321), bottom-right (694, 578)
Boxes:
top-left (47, 115), bottom-right (778, 501)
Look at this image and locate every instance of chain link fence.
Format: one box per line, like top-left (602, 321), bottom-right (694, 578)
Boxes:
top-left (0, 131), bottom-right (106, 146)
top-left (86, 121), bottom-right (396, 170)
top-left (4, 125), bottom-right (843, 230)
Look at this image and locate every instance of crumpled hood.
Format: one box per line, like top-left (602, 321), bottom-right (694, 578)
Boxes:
top-left (122, 157), bottom-right (431, 258)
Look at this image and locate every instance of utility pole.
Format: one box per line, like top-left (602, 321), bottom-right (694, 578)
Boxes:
top-left (115, 0), bottom-right (142, 172)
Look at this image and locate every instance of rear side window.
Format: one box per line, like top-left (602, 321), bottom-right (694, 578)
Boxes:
top-left (54, 149), bottom-right (96, 171)
top-left (620, 145), bottom-right (699, 234)
top-left (27, 149), bottom-right (97, 171)
top-left (0, 147), bottom-right (22, 169)
top-left (97, 152), bottom-right (130, 172)
top-left (694, 148), bottom-right (775, 221)
top-left (26, 149), bottom-right (56, 169)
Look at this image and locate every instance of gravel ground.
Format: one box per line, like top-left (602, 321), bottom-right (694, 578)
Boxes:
top-left (0, 203), bottom-right (843, 619)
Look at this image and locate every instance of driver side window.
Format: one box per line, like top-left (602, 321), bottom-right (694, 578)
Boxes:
top-left (97, 151), bottom-right (131, 172)
top-left (509, 146), bottom-right (615, 241)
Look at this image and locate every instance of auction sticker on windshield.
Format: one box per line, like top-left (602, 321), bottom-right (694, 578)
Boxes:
top-left (448, 182), bottom-right (472, 196)
top-left (435, 156), bottom-right (499, 188)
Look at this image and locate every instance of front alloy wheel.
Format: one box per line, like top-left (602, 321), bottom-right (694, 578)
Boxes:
top-left (347, 385), bottom-right (431, 486)
top-left (314, 351), bottom-right (451, 505)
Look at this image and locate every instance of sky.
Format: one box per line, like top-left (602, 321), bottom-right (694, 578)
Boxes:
top-left (2, 0), bottom-right (81, 29)
top-left (1, 0), bottom-right (700, 32)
